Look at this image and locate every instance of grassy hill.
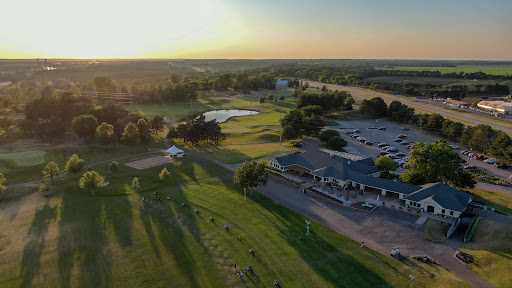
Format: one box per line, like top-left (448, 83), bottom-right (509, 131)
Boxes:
top-left (0, 155), bottom-right (469, 288)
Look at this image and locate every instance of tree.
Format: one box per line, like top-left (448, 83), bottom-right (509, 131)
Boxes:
top-left (150, 116), bottom-right (165, 132)
top-left (319, 129), bottom-right (339, 143)
top-left (400, 171), bottom-right (426, 185)
top-left (110, 161), bottom-right (119, 172)
top-left (137, 118), bottom-right (150, 143)
top-left (39, 183), bottom-right (50, 194)
top-left (375, 156), bottom-right (399, 172)
top-left (131, 177), bottom-right (140, 191)
top-left (301, 105), bottom-right (323, 117)
top-left (72, 115), bottom-right (98, 139)
top-left (267, 94), bottom-right (274, 101)
top-left (96, 122), bottom-right (115, 145)
top-left (65, 154), bottom-right (85, 178)
top-left (79, 170), bottom-right (104, 196)
top-left (327, 136), bottom-right (347, 151)
top-left (159, 167), bottom-right (171, 181)
top-left (233, 160), bottom-right (269, 197)
top-left (121, 122), bottom-right (141, 145)
top-left (0, 173), bottom-right (6, 201)
top-left (258, 96), bottom-right (266, 105)
top-left (360, 97), bottom-right (387, 118)
top-left (42, 162), bottom-right (60, 184)
top-left (452, 169), bottom-right (476, 189)
top-left (403, 142), bottom-right (470, 186)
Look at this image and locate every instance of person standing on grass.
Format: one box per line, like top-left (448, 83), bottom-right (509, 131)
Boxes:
top-left (360, 241), bottom-right (364, 248)
top-left (234, 262), bottom-right (237, 270)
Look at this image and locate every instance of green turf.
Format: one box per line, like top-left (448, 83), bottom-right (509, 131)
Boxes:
top-left (381, 65), bottom-right (512, 76)
top-left (0, 156), bottom-right (468, 288)
top-left (460, 219), bottom-right (512, 287)
top-left (0, 145), bottom-right (147, 185)
top-left (422, 219), bottom-right (450, 243)
top-left (0, 150), bottom-right (46, 166)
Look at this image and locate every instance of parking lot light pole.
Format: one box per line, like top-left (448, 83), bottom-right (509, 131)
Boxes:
top-left (305, 221), bottom-right (310, 236)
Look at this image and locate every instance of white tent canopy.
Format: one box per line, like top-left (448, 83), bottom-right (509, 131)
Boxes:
top-left (165, 145), bottom-right (184, 155)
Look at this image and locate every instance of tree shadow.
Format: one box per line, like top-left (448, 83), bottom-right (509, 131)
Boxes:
top-left (57, 188), bottom-right (113, 288)
top-left (101, 186), bottom-right (133, 247)
top-left (19, 201), bottom-right (58, 288)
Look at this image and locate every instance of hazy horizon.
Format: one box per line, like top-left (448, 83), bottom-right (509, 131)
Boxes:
top-left (1, 0), bottom-right (511, 60)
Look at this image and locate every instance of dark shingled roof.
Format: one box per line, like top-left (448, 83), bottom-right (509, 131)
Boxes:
top-left (273, 151), bottom-right (379, 177)
top-left (405, 183), bottom-right (473, 212)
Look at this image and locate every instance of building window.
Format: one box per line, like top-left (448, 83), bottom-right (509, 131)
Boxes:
top-left (442, 209), bottom-right (445, 214)
top-left (450, 211), bottom-right (454, 216)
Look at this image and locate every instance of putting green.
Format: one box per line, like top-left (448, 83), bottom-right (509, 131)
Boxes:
top-left (0, 150), bottom-right (46, 166)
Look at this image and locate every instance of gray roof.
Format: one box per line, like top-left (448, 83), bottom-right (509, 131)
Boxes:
top-left (273, 151), bottom-right (379, 177)
top-left (405, 183), bottom-right (472, 212)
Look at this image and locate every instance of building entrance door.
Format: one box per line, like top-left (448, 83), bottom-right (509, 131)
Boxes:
top-left (427, 205), bottom-right (435, 213)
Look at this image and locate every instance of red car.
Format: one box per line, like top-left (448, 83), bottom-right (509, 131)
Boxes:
top-left (464, 165), bottom-right (478, 170)
top-left (380, 151), bottom-right (389, 155)
top-left (397, 134), bottom-right (408, 138)
top-left (473, 155), bottom-right (487, 160)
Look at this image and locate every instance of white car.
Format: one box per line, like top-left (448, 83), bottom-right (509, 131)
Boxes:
top-left (449, 145), bottom-right (459, 149)
top-left (484, 158), bottom-right (496, 164)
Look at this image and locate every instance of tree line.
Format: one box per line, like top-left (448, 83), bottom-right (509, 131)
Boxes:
top-left (167, 114), bottom-right (226, 146)
top-left (361, 96), bottom-right (512, 163)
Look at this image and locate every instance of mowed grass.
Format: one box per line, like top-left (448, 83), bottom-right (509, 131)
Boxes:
top-left (135, 90), bottom-right (297, 163)
top-left (382, 65), bottom-right (512, 76)
top-left (0, 150), bottom-right (46, 166)
top-left (422, 219), bottom-right (450, 243)
top-left (0, 145), bottom-right (147, 185)
top-left (460, 219), bottom-right (512, 287)
top-left (467, 188), bottom-right (512, 216)
top-left (0, 156), bottom-right (469, 288)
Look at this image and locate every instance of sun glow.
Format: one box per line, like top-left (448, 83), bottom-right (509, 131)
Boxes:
top-left (0, 0), bottom-right (244, 58)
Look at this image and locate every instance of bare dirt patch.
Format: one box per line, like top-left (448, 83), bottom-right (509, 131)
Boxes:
top-left (124, 155), bottom-right (173, 170)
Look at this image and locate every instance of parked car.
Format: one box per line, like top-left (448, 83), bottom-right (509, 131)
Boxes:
top-left (292, 142), bottom-right (303, 148)
top-left (460, 159), bottom-right (467, 163)
top-left (449, 145), bottom-right (459, 149)
top-left (393, 139), bottom-right (403, 143)
top-left (397, 134), bottom-right (408, 138)
top-left (394, 159), bottom-right (406, 167)
top-left (484, 158), bottom-right (496, 164)
top-left (407, 145), bottom-right (412, 149)
top-left (395, 152), bottom-right (406, 157)
top-left (386, 147), bottom-right (399, 153)
top-left (378, 143), bottom-right (390, 148)
top-left (353, 129), bottom-right (360, 133)
top-left (403, 157), bottom-right (409, 162)
top-left (350, 134), bottom-right (358, 138)
top-left (464, 165), bottom-right (478, 170)
top-left (365, 141), bottom-right (373, 146)
top-left (380, 151), bottom-right (390, 156)
top-left (378, 127), bottom-right (386, 130)
top-left (400, 141), bottom-right (409, 145)
top-left (496, 163), bottom-right (511, 169)
top-left (387, 155), bottom-right (400, 159)
top-left (474, 155), bottom-right (487, 160)
top-left (401, 127), bottom-right (409, 131)
top-left (345, 130), bottom-right (354, 134)
top-left (357, 137), bottom-right (367, 142)
top-left (461, 150), bottom-right (469, 155)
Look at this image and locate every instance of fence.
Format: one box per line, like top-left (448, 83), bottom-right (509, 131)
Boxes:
top-left (464, 216), bottom-right (482, 243)
top-left (446, 218), bottom-right (460, 238)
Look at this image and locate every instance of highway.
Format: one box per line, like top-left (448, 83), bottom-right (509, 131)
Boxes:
top-left (309, 82), bottom-right (512, 134)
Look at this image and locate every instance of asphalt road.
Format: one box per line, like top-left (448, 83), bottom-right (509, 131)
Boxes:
top-left (310, 82), bottom-right (512, 134)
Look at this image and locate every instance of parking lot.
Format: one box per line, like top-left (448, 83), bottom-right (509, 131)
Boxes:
top-left (327, 119), bottom-right (511, 179)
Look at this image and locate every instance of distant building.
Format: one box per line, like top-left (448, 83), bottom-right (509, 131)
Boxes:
top-left (275, 80), bottom-right (289, 89)
top-left (477, 100), bottom-right (512, 115)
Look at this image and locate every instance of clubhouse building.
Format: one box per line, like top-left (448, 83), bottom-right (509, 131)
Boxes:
top-left (269, 151), bottom-right (472, 218)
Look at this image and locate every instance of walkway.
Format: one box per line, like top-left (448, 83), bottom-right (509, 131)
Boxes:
top-left (254, 178), bottom-right (494, 288)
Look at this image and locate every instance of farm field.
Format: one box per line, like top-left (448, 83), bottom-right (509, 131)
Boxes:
top-left (382, 65), bottom-right (512, 76)
top-left (460, 219), bottom-right (512, 288)
top-left (0, 155), bottom-right (469, 288)
top-left (364, 76), bottom-right (465, 85)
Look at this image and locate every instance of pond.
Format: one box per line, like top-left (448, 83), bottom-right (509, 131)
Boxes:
top-left (202, 109), bottom-right (259, 123)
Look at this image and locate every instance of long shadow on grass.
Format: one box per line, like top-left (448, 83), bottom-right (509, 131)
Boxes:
top-left (19, 201), bottom-right (57, 288)
top-left (102, 188), bottom-right (133, 247)
top-left (136, 162), bottom-right (229, 287)
top-left (253, 192), bottom-right (391, 287)
top-left (57, 189), bottom-right (113, 288)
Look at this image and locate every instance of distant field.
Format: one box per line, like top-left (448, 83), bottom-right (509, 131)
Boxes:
top-left (364, 76), bottom-right (464, 85)
top-left (0, 81), bottom-right (11, 87)
top-left (0, 150), bottom-right (46, 167)
top-left (382, 65), bottom-right (512, 76)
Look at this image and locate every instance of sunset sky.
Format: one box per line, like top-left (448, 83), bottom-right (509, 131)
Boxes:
top-left (1, 0), bottom-right (511, 60)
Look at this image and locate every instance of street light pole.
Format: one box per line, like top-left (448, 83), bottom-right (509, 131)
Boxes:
top-left (305, 221), bottom-right (310, 236)
top-left (244, 188), bottom-right (247, 200)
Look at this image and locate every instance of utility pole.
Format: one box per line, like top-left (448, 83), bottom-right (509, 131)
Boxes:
top-left (279, 110), bottom-right (282, 145)
top-left (43, 272), bottom-right (48, 288)
top-left (305, 221), bottom-right (310, 236)
top-left (409, 275), bottom-right (415, 288)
